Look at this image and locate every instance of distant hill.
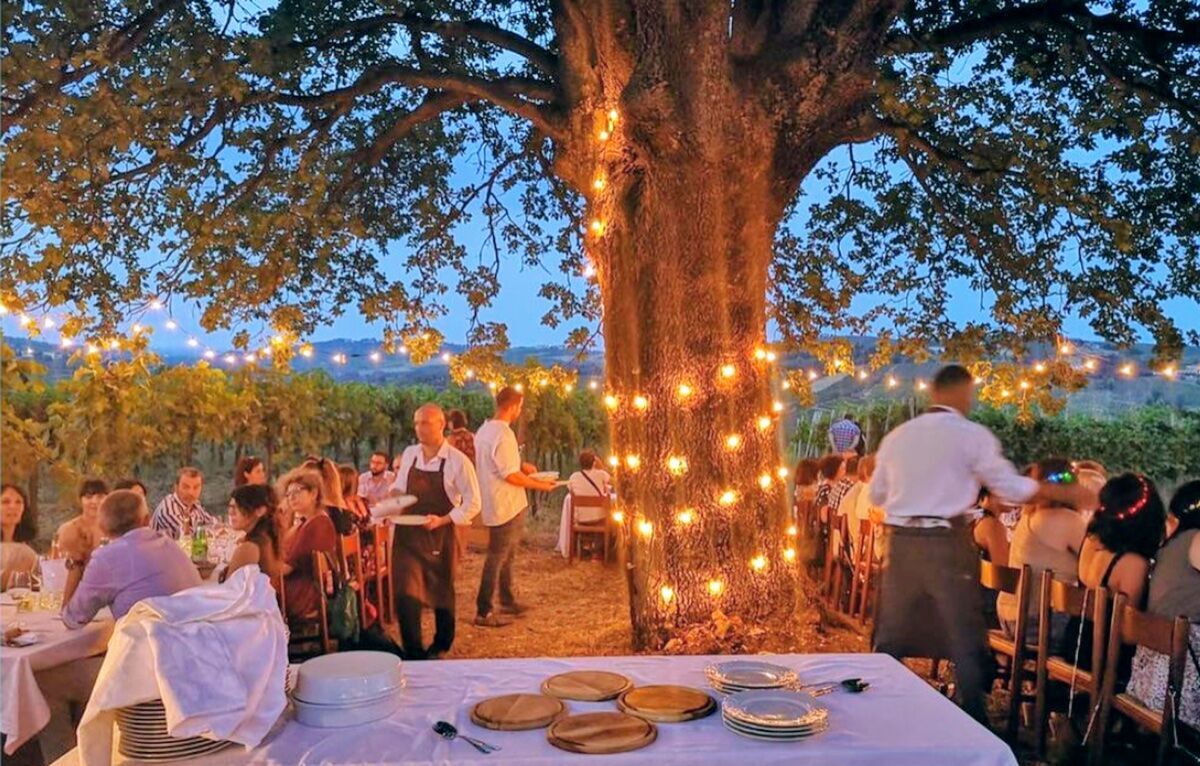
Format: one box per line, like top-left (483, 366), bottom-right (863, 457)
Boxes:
top-left (7, 335), bottom-right (1198, 412)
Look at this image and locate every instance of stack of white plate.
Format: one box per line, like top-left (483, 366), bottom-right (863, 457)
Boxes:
top-left (116, 701), bottom-right (231, 762)
top-left (704, 659), bottom-right (798, 694)
top-left (721, 689), bottom-right (830, 742)
top-left (291, 651), bottom-right (405, 728)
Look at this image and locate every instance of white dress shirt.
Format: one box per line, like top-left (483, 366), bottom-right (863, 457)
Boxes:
top-left (567, 469), bottom-right (611, 498)
top-left (473, 419), bottom-right (528, 527)
top-left (389, 441), bottom-right (480, 525)
top-left (869, 406), bottom-right (1038, 525)
top-left (357, 470), bottom-right (396, 506)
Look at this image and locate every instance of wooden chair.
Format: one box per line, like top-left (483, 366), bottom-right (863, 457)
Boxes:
top-left (980, 561), bottom-right (1033, 740)
top-left (1090, 594), bottom-right (1190, 766)
top-left (286, 552), bottom-right (336, 660)
top-left (567, 493), bottom-right (612, 563)
top-left (823, 513), bottom-right (853, 611)
top-left (1032, 574), bottom-right (1110, 758)
top-left (371, 526), bottom-right (393, 624)
top-left (338, 530), bottom-right (371, 630)
top-left (849, 519), bottom-right (882, 625)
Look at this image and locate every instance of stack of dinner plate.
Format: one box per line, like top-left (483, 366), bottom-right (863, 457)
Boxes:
top-left (116, 701), bottom-right (231, 762)
top-left (290, 651), bottom-right (405, 728)
top-left (704, 659), bottom-right (798, 694)
top-left (721, 689), bottom-right (830, 742)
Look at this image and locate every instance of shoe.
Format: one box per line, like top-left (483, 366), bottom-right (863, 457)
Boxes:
top-left (473, 613), bottom-right (513, 628)
top-left (498, 602), bottom-right (527, 617)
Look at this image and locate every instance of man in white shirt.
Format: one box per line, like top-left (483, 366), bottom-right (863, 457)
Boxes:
top-left (358, 451), bottom-right (395, 507)
top-left (472, 387), bottom-right (557, 627)
top-left (389, 404), bottom-right (481, 658)
top-left (868, 365), bottom-right (1096, 723)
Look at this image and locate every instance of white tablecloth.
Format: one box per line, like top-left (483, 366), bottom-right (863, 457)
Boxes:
top-left (2, 604), bottom-right (114, 754)
top-left (53, 653), bottom-right (1015, 765)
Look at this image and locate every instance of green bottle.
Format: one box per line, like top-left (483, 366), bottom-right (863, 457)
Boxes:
top-left (191, 523), bottom-right (209, 562)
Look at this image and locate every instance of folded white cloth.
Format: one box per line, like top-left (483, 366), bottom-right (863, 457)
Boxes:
top-left (76, 566), bottom-right (288, 766)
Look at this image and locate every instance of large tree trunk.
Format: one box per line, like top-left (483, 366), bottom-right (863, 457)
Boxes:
top-left (598, 162), bottom-right (795, 649)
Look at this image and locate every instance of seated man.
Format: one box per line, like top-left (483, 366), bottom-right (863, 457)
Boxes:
top-left (62, 490), bottom-right (201, 628)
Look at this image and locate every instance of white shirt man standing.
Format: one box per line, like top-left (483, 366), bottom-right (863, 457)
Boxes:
top-left (389, 404), bottom-right (480, 659)
top-left (868, 365), bottom-right (1096, 723)
top-left (472, 386), bottom-right (556, 627)
top-left (358, 451), bottom-right (396, 507)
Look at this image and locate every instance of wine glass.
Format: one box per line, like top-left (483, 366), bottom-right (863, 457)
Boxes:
top-left (8, 571), bottom-right (33, 612)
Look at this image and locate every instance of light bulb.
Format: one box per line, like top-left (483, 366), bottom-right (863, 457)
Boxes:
top-left (765, 351), bottom-right (777, 362)
top-left (783, 548), bottom-right (797, 563)
top-left (720, 363), bottom-right (737, 379)
top-left (243, 353), bottom-right (256, 363)
top-left (754, 348), bottom-right (767, 361)
top-left (131, 323), bottom-right (143, 334)
top-left (369, 352), bottom-right (381, 362)
top-left (724, 433), bottom-right (742, 451)
top-left (660, 585), bottom-right (674, 603)
top-left (488, 382), bottom-right (498, 391)
top-left (564, 383), bottom-right (574, 393)
top-left (465, 369), bottom-right (476, 379)
top-left (676, 508), bottom-right (694, 525)
top-left (758, 473), bottom-right (773, 490)
top-left (632, 394), bottom-right (648, 410)
top-left (782, 380), bottom-right (791, 389)
top-left (1034, 362), bottom-right (1046, 373)
top-left (677, 383), bottom-right (694, 398)
top-left (149, 299), bottom-right (164, 310)
top-left (608, 455), bottom-right (620, 468)
top-left (666, 455), bottom-right (688, 476)
top-left (593, 177), bottom-right (606, 191)
top-left (1059, 342), bottom-right (1074, 355)
top-left (807, 370), bottom-right (818, 381)
top-left (786, 524), bottom-right (798, 536)
top-left (916, 380), bottom-right (927, 391)
top-left (1162, 366), bottom-right (1177, 379)
top-left (857, 370), bottom-right (868, 380)
top-left (86, 343), bottom-right (100, 355)
top-left (514, 383), bottom-right (524, 392)
top-left (224, 354), bottom-right (236, 364)
top-left (186, 338), bottom-right (199, 348)
top-left (756, 415), bottom-right (772, 431)
top-left (18, 314), bottom-right (33, 327)
top-left (637, 519), bottom-right (653, 538)
top-left (59, 337), bottom-right (74, 348)
top-left (707, 580), bottom-right (724, 596)
top-left (718, 489), bottom-right (738, 506)
top-left (42, 316), bottom-right (55, 329)
top-left (750, 554), bottom-right (768, 572)
top-left (1119, 363), bottom-right (1134, 377)
top-left (611, 509), bottom-right (625, 523)
top-left (625, 454), bottom-right (641, 471)
top-left (440, 352), bottom-right (452, 362)
top-left (887, 376), bottom-right (898, 388)
top-left (165, 320), bottom-right (177, 330)
top-left (1083, 359), bottom-right (1097, 371)
top-left (108, 339), bottom-right (120, 350)
top-left (300, 345), bottom-right (314, 358)
top-left (776, 466), bottom-right (789, 479)
top-left (203, 350), bottom-right (215, 359)
top-left (607, 108), bottom-right (619, 121)
top-left (588, 380), bottom-right (599, 390)
top-left (1019, 380), bottom-right (1031, 390)
top-left (604, 394), bottom-right (619, 411)
top-left (772, 400), bottom-right (784, 413)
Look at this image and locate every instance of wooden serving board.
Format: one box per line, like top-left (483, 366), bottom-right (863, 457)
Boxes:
top-left (470, 693), bottom-right (566, 731)
top-left (547, 712), bottom-right (657, 755)
top-left (541, 670), bottom-right (633, 701)
top-left (617, 685), bottom-right (717, 723)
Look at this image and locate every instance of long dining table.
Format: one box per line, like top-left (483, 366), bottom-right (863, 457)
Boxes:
top-left (53, 652), bottom-right (1017, 766)
top-left (2, 601), bottom-right (114, 755)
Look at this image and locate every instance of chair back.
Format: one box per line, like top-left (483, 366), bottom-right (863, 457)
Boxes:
top-left (979, 560), bottom-right (1024, 594)
top-left (338, 530), bottom-right (370, 628)
top-left (311, 551), bottom-right (335, 655)
top-left (1091, 594), bottom-right (1190, 766)
top-left (570, 492), bottom-right (610, 525)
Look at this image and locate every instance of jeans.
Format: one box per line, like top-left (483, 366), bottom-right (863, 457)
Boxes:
top-left (476, 509), bottom-right (526, 617)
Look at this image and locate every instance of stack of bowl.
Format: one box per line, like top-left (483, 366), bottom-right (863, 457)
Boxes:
top-left (290, 651), bottom-right (405, 728)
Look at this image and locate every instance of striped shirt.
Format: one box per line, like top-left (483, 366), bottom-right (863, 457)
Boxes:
top-left (150, 493), bottom-right (217, 539)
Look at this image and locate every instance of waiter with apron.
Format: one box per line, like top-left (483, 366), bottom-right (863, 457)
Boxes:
top-left (389, 403), bottom-right (481, 659)
top-left (868, 365), bottom-right (1096, 722)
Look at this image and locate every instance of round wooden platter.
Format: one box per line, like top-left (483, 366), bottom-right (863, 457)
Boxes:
top-left (616, 685), bottom-right (717, 723)
top-left (469, 693), bottom-right (567, 731)
top-left (541, 670), bottom-right (633, 702)
top-left (547, 711), bottom-right (657, 755)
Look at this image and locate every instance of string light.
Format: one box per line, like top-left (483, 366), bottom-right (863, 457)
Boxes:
top-left (598, 129), bottom-right (610, 141)
top-left (611, 509), bottom-right (625, 523)
top-left (632, 394), bottom-right (649, 411)
top-left (782, 380), bottom-right (791, 390)
top-left (1083, 359), bottom-right (1098, 372)
top-left (149, 299), bottom-right (164, 310)
top-left (807, 370), bottom-right (818, 381)
top-left (369, 352), bottom-right (381, 362)
top-left (86, 343), bottom-right (100, 355)
top-left (1059, 342), bottom-right (1074, 355)
top-left (243, 353), bottom-right (256, 363)
top-left (592, 176), bottom-right (606, 192)
top-left (18, 314), bottom-right (33, 328)
top-left (203, 350), bottom-right (216, 360)
top-left (724, 433), bottom-right (743, 451)
top-left (707, 580), bottom-right (724, 596)
top-left (488, 381), bottom-right (498, 392)
top-left (300, 345), bottom-right (314, 358)
top-left (108, 339), bottom-right (121, 350)
top-left (1119, 363), bottom-right (1135, 377)
top-left (223, 354), bottom-right (237, 364)
top-left (666, 455), bottom-right (689, 476)
top-left (718, 489), bottom-right (738, 506)
top-left (857, 370), bottom-right (869, 381)
top-left (916, 380), bottom-right (928, 391)
top-left (719, 363), bottom-right (737, 380)
top-left (131, 323), bottom-right (143, 334)
top-left (607, 108), bottom-right (619, 122)
top-left (59, 337), bottom-right (74, 349)
top-left (165, 320), bottom-right (177, 330)
top-left (563, 383), bottom-right (574, 393)
top-left (754, 348), bottom-right (768, 361)
top-left (676, 383), bottom-right (694, 399)
top-left (886, 376), bottom-right (898, 388)
top-left (766, 351), bottom-right (777, 363)
top-left (776, 466), bottom-right (789, 479)
top-left (1019, 380), bottom-right (1031, 390)
top-left (514, 383), bottom-right (524, 392)
top-left (589, 219), bottom-right (605, 236)
top-left (676, 508), bottom-right (695, 525)
top-left (582, 263), bottom-right (596, 278)
top-left (1161, 365), bottom-right (1177, 380)
top-left (659, 585), bottom-right (674, 604)
top-left (756, 415), bottom-right (772, 431)
top-left (1033, 362), bottom-right (1046, 373)
top-left (0, 304), bottom-right (9, 315)
top-left (783, 547), bottom-right (797, 563)
top-left (637, 519), bottom-right (653, 538)
top-left (750, 554), bottom-right (768, 572)
top-left (786, 524), bottom-right (798, 536)
top-left (625, 454), bottom-right (642, 471)
top-left (440, 352), bottom-right (452, 363)
top-left (588, 380), bottom-right (599, 390)
top-left (186, 338), bottom-right (199, 348)
top-left (771, 400), bottom-right (784, 413)
top-left (603, 394), bottom-right (619, 411)
top-left (608, 455), bottom-right (620, 469)
top-left (42, 316), bottom-right (55, 329)
top-left (757, 473), bottom-right (773, 490)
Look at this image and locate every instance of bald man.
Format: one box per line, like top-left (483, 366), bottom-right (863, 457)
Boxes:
top-left (388, 403), bottom-right (481, 659)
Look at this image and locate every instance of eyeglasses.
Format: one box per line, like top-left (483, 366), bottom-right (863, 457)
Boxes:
top-left (285, 487), bottom-right (310, 499)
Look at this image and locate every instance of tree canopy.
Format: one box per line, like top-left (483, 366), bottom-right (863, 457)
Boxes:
top-left (3, 0), bottom-right (1197, 370)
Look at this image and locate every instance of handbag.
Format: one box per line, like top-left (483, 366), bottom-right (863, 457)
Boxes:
top-left (322, 552), bottom-right (361, 643)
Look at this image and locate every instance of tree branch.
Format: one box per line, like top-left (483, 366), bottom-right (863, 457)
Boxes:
top-left (276, 65), bottom-right (563, 138)
top-left (288, 12), bottom-right (558, 76)
top-left (873, 115), bottom-right (1016, 180)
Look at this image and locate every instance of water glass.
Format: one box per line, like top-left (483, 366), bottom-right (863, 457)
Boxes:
top-left (8, 572), bottom-right (34, 612)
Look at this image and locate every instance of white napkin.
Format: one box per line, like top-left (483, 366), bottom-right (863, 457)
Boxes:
top-left (77, 566), bottom-right (288, 766)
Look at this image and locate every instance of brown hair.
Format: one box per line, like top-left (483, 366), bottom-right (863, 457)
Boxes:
top-left (818, 455), bottom-right (844, 480)
top-left (176, 466), bottom-right (203, 485)
top-left (448, 409), bottom-right (469, 430)
top-left (579, 450), bottom-right (599, 471)
top-left (278, 467), bottom-right (324, 510)
top-left (857, 454), bottom-right (876, 481)
top-left (99, 490), bottom-right (147, 536)
top-left (338, 464), bottom-right (359, 498)
top-left (495, 386), bottom-right (524, 410)
top-left (234, 456), bottom-right (264, 487)
top-left (793, 458), bottom-right (820, 486)
top-left (302, 456), bottom-right (347, 509)
top-left (230, 484), bottom-right (280, 555)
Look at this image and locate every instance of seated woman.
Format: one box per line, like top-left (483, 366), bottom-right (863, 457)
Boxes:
top-left (1, 484), bottom-right (38, 590)
top-left (972, 489), bottom-right (1011, 566)
top-left (793, 457), bottom-right (820, 526)
top-left (221, 484), bottom-right (283, 584)
top-left (279, 470), bottom-right (338, 620)
top-left (998, 458), bottom-right (1088, 643)
top-left (338, 464), bottom-right (372, 528)
top-left (566, 450), bottom-right (611, 522)
top-left (234, 455), bottom-right (267, 488)
top-left (302, 456), bottom-right (355, 535)
top-left (1078, 473), bottom-right (1166, 607)
top-left (56, 478), bottom-right (109, 565)
top-left (1127, 481), bottom-right (1200, 730)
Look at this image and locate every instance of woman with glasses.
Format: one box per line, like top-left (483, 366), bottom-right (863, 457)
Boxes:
top-left (278, 469), bottom-right (337, 619)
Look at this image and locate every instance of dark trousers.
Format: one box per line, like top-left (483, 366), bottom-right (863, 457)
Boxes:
top-left (872, 524), bottom-right (990, 723)
top-left (395, 595), bottom-right (455, 659)
top-left (476, 509), bottom-right (525, 617)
